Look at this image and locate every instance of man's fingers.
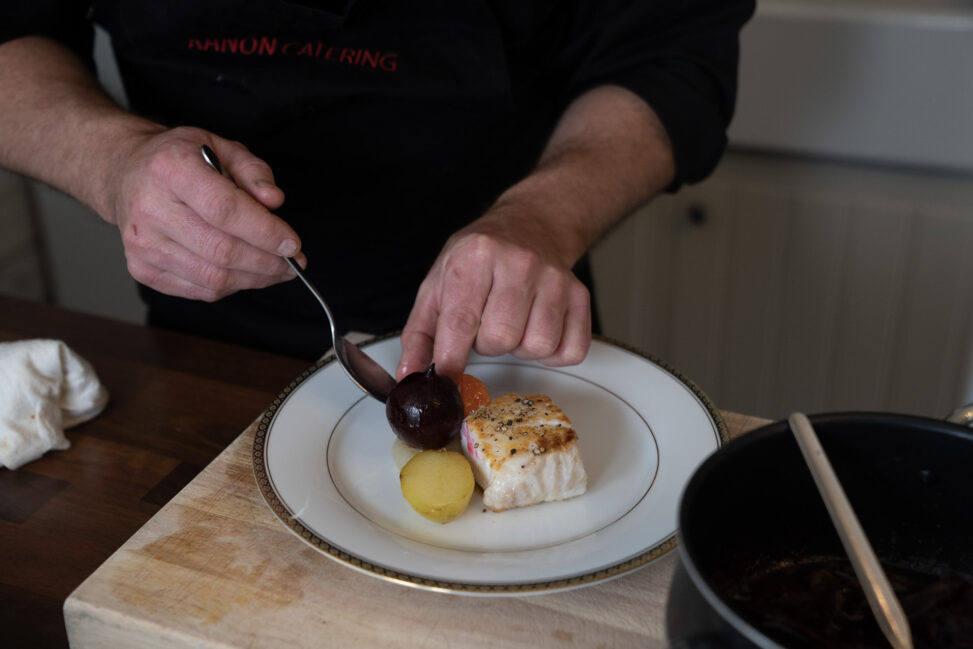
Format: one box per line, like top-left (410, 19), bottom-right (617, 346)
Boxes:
top-left (126, 257), bottom-right (232, 302)
top-left (475, 276), bottom-right (533, 358)
top-left (431, 262), bottom-right (492, 384)
top-left (128, 197), bottom-right (294, 278)
top-left (217, 140), bottom-right (286, 210)
top-left (397, 329), bottom-right (435, 382)
top-left (539, 284), bottom-right (591, 367)
top-left (397, 229), bottom-right (593, 386)
top-left (509, 277), bottom-right (569, 361)
top-left (176, 151), bottom-right (301, 259)
top-left (398, 281), bottom-right (440, 380)
top-left (111, 127), bottom-right (307, 300)
top-left (126, 236), bottom-right (296, 298)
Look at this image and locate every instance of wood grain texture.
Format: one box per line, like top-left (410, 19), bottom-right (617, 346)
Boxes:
top-left (64, 410), bottom-right (768, 649)
top-left (0, 295), bottom-right (310, 649)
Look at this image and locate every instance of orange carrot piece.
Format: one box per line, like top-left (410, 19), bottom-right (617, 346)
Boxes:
top-left (460, 374), bottom-right (491, 417)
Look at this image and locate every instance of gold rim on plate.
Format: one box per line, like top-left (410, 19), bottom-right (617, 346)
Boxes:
top-left (252, 333), bottom-right (727, 595)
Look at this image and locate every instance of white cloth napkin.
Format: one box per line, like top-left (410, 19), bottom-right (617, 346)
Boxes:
top-left (0, 339), bottom-right (109, 470)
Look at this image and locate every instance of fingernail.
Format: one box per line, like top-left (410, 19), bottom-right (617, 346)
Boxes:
top-left (256, 179), bottom-right (276, 189)
top-left (277, 239), bottom-right (298, 256)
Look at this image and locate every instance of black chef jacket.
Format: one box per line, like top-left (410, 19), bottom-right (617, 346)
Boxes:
top-left (2, 0), bottom-right (754, 360)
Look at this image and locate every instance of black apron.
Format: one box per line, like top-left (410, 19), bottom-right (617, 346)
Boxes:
top-left (94, 0), bottom-right (597, 359)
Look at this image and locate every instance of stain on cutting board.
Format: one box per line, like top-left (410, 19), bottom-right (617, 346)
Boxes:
top-left (108, 502), bottom-right (317, 627)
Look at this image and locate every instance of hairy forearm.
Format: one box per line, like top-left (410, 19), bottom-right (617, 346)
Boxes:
top-left (489, 85), bottom-right (676, 268)
top-left (0, 36), bottom-right (162, 222)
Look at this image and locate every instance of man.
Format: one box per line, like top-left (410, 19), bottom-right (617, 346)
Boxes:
top-left (0, 1), bottom-right (753, 384)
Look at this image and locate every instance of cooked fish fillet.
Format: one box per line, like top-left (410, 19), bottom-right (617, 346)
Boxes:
top-left (460, 393), bottom-right (587, 512)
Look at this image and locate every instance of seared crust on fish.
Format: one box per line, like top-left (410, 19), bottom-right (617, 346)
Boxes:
top-left (461, 393), bottom-right (587, 511)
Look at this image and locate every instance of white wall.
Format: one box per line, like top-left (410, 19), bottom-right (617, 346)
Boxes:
top-left (730, 0), bottom-right (973, 174)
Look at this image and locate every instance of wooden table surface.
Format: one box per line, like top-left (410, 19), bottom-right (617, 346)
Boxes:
top-left (0, 295), bottom-right (310, 648)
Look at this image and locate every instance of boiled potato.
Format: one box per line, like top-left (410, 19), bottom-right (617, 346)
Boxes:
top-left (399, 449), bottom-right (474, 523)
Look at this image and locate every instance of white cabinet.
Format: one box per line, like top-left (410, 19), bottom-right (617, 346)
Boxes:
top-left (591, 151), bottom-right (973, 420)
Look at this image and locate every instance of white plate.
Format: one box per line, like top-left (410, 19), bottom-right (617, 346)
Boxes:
top-left (253, 335), bottom-right (726, 595)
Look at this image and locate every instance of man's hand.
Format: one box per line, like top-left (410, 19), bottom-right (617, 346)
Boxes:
top-left (398, 207), bottom-right (592, 384)
top-left (108, 127), bottom-right (304, 301)
top-left (397, 85), bottom-right (677, 384)
top-left (0, 37), bottom-right (303, 302)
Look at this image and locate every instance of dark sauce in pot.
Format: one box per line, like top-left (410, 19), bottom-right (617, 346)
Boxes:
top-left (719, 557), bottom-right (973, 649)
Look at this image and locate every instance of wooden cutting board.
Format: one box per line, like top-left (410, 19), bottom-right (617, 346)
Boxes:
top-left (64, 411), bottom-right (768, 649)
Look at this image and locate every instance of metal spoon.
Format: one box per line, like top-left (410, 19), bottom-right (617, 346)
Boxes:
top-left (787, 412), bottom-right (913, 649)
top-left (200, 145), bottom-right (396, 402)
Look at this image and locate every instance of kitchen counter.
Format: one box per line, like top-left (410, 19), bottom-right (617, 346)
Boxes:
top-left (0, 295), bottom-right (770, 648)
top-left (64, 414), bottom-right (767, 649)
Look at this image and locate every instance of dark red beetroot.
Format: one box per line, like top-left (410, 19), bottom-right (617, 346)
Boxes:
top-left (386, 364), bottom-right (463, 450)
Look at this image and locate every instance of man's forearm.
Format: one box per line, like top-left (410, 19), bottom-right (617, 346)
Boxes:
top-left (0, 36), bottom-right (162, 222)
top-left (489, 85), bottom-right (676, 268)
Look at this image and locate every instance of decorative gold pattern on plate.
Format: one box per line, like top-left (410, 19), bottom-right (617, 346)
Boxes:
top-left (252, 334), bottom-right (726, 594)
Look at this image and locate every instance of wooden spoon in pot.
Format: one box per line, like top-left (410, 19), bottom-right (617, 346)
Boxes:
top-left (787, 412), bottom-right (913, 649)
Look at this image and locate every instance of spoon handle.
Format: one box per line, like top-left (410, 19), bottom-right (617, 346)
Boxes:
top-left (198, 146), bottom-right (338, 338)
top-left (283, 257), bottom-right (338, 340)
top-left (199, 144), bottom-right (395, 402)
top-left (788, 412), bottom-right (913, 649)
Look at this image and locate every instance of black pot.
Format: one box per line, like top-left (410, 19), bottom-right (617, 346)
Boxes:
top-left (666, 412), bottom-right (973, 649)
